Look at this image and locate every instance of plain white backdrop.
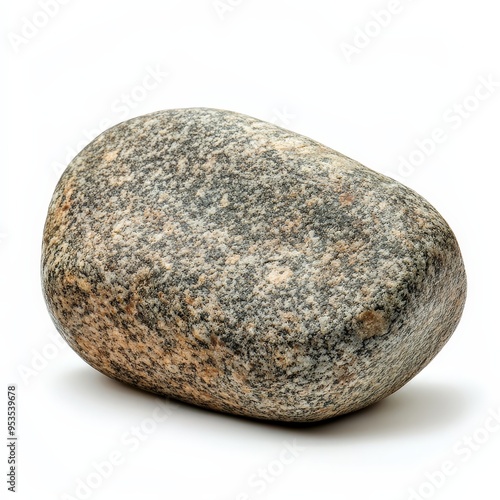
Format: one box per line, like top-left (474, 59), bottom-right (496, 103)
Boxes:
top-left (2, 1), bottom-right (499, 499)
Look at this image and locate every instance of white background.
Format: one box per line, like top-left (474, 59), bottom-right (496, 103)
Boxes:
top-left (2, 1), bottom-right (499, 499)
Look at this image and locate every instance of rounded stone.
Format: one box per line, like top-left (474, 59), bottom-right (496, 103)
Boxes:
top-left (41, 108), bottom-right (467, 422)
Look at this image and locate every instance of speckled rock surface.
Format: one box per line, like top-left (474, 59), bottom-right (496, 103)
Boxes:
top-left (41, 108), bottom-right (466, 422)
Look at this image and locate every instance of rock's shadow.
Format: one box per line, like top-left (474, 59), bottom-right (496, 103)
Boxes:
top-left (56, 365), bottom-right (170, 412)
top-left (284, 381), bottom-right (477, 440)
top-left (58, 364), bottom-right (478, 440)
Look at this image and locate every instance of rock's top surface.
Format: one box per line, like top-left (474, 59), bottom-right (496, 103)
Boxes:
top-left (42, 108), bottom-right (466, 422)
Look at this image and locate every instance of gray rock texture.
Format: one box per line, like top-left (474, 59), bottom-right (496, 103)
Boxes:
top-left (41, 108), bottom-right (467, 422)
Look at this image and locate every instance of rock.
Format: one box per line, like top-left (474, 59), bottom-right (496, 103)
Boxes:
top-left (41, 108), bottom-right (467, 422)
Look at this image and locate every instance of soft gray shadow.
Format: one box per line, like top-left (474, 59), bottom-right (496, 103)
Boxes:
top-left (56, 365), bottom-right (478, 439)
top-left (285, 381), bottom-right (479, 440)
top-left (54, 365), bottom-right (171, 414)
